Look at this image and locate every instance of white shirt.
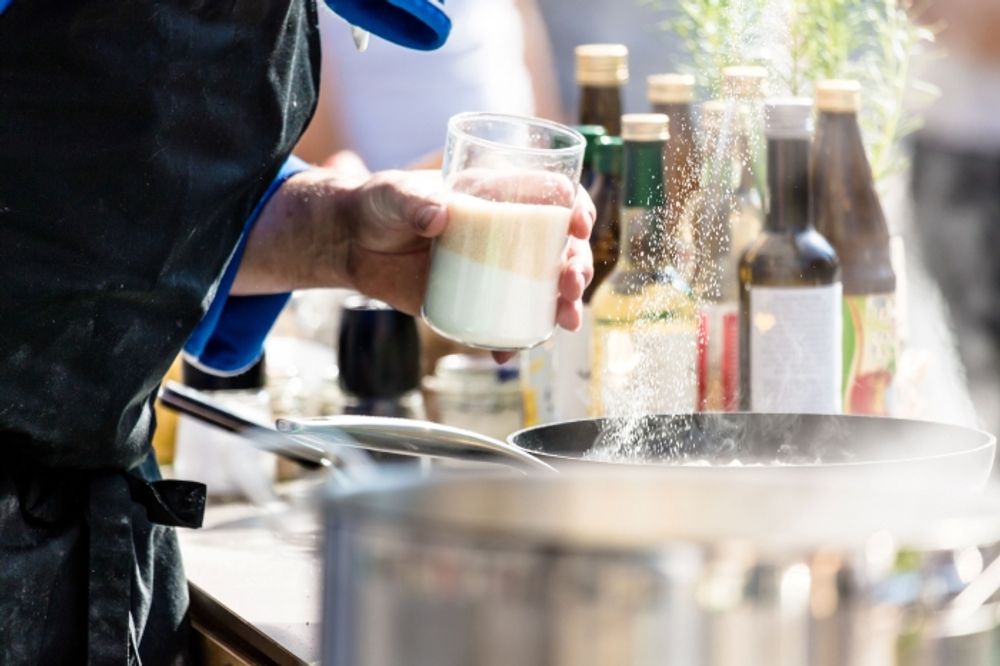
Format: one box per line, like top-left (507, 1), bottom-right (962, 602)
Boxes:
top-left (317, 1), bottom-right (536, 170)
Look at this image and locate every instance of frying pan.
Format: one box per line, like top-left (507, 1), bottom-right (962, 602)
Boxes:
top-left (277, 410), bottom-right (997, 488)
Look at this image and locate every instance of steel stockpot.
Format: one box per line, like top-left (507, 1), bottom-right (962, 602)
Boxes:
top-left (323, 469), bottom-right (1000, 666)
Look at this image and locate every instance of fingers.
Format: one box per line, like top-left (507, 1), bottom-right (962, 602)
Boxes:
top-left (569, 188), bottom-right (596, 240)
top-left (491, 350), bottom-right (516, 364)
top-left (556, 297), bottom-right (583, 331)
top-left (357, 170), bottom-right (449, 240)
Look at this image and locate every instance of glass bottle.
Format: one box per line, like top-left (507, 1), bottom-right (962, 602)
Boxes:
top-left (575, 44), bottom-right (628, 136)
top-left (648, 73), bottom-right (700, 276)
top-left (812, 80), bottom-right (897, 415)
top-left (586, 135), bottom-right (624, 302)
top-left (687, 101), bottom-right (740, 410)
top-left (590, 114), bottom-right (699, 417)
top-left (739, 99), bottom-right (842, 413)
top-left (576, 124), bottom-right (606, 192)
top-left (722, 66), bottom-right (767, 266)
top-left (549, 136), bottom-right (625, 421)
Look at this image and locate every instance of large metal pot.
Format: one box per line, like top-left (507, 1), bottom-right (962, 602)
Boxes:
top-left (323, 470), bottom-right (1000, 666)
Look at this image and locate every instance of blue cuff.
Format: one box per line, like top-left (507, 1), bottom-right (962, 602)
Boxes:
top-left (184, 156), bottom-right (311, 373)
top-left (322, 0), bottom-right (450, 51)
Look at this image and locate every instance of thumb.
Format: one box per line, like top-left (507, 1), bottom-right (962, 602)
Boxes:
top-left (361, 170), bottom-right (448, 238)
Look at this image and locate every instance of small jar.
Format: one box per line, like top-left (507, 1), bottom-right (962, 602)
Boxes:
top-left (422, 354), bottom-right (522, 441)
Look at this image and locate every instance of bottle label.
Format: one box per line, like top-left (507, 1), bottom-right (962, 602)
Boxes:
top-left (749, 284), bottom-right (842, 413)
top-left (520, 339), bottom-right (556, 426)
top-left (593, 320), bottom-right (698, 416)
top-left (553, 306), bottom-right (592, 420)
top-left (698, 302), bottom-right (740, 411)
top-left (842, 293), bottom-right (896, 416)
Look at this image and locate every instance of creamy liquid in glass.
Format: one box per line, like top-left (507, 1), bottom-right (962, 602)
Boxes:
top-left (423, 193), bottom-right (572, 349)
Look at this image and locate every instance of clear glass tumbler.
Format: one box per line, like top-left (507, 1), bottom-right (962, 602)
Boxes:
top-left (422, 112), bottom-right (586, 350)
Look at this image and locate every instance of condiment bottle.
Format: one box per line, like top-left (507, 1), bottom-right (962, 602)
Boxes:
top-left (739, 99), bottom-right (842, 413)
top-left (687, 101), bottom-right (740, 410)
top-left (576, 124), bottom-right (606, 192)
top-left (722, 65), bottom-right (768, 266)
top-left (575, 44), bottom-right (628, 136)
top-left (590, 114), bottom-right (699, 416)
top-left (648, 73), bottom-right (700, 275)
top-left (812, 80), bottom-right (897, 415)
top-left (548, 135), bottom-right (625, 422)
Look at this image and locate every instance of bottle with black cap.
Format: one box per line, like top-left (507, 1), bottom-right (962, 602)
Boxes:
top-left (174, 355), bottom-right (277, 503)
top-left (739, 98), bottom-right (842, 413)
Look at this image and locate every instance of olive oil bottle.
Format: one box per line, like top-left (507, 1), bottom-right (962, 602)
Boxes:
top-left (575, 44), bottom-right (628, 136)
top-left (591, 114), bottom-right (698, 416)
top-left (739, 99), bottom-right (842, 413)
top-left (812, 80), bottom-right (896, 415)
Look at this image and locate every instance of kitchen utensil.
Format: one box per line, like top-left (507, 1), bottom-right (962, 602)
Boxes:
top-left (278, 412), bottom-right (996, 488)
top-left (324, 468), bottom-right (1000, 666)
top-left (277, 415), bottom-right (556, 473)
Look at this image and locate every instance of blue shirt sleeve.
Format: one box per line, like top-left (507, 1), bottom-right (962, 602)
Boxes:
top-left (183, 156), bottom-right (311, 374)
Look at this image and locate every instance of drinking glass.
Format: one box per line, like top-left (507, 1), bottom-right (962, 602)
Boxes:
top-left (422, 112), bottom-right (585, 350)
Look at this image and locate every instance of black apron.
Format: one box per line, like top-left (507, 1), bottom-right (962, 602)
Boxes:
top-left (0, 0), bottom-right (319, 662)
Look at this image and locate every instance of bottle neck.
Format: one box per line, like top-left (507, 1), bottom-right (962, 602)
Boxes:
top-left (765, 136), bottom-right (811, 233)
top-left (620, 139), bottom-right (668, 266)
top-left (579, 85), bottom-right (623, 136)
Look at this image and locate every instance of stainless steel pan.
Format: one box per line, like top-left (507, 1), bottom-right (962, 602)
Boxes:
top-left (279, 411), bottom-right (996, 487)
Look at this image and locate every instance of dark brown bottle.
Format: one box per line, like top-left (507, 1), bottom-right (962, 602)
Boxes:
top-left (575, 44), bottom-right (628, 136)
top-left (648, 73), bottom-right (700, 270)
top-left (812, 80), bottom-right (896, 415)
top-left (739, 99), bottom-right (842, 413)
top-left (585, 135), bottom-right (623, 303)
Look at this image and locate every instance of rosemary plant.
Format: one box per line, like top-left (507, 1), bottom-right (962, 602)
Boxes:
top-left (647, 0), bottom-right (937, 183)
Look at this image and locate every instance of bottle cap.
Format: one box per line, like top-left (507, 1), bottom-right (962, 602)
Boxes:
top-left (593, 135), bottom-right (624, 174)
top-left (337, 295), bottom-right (421, 399)
top-left (815, 79), bottom-right (861, 113)
top-left (765, 98), bottom-right (813, 139)
top-left (647, 73), bottom-right (696, 104)
top-left (182, 355), bottom-right (266, 391)
top-left (574, 124), bottom-right (607, 163)
top-left (575, 44), bottom-right (629, 86)
top-left (622, 113), bottom-right (670, 141)
top-left (722, 65), bottom-right (768, 98)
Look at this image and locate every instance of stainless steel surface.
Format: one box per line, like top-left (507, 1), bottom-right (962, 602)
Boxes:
top-left (276, 415), bottom-right (556, 473)
top-left (324, 469), bottom-right (1000, 666)
top-left (160, 382), bottom-right (330, 469)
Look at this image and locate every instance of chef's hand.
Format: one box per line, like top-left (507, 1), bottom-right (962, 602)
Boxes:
top-left (341, 170), bottom-right (595, 361)
top-left (234, 167), bottom-right (595, 362)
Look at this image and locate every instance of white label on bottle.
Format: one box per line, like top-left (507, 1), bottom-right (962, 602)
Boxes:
top-left (554, 306), bottom-right (592, 420)
top-left (749, 284), bottom-right (842, 414)
top-left (595, 320), bottom-right (699, 417)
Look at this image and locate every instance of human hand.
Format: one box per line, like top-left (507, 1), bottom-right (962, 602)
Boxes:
top-left (341, 170), bottom-right (596, 362)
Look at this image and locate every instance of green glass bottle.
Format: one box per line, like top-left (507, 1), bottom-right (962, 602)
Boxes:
top-left (575, 124), bottom-right (606, 193)
top-left (590, 114), bottom-right (698, 417)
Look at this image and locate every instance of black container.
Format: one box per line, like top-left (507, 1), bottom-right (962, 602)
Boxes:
top-left (337, 295), bottom-right (421, 401)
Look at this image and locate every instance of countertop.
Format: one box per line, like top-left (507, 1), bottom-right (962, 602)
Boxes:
top-left (178, 497), bottom-right (324, 665)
